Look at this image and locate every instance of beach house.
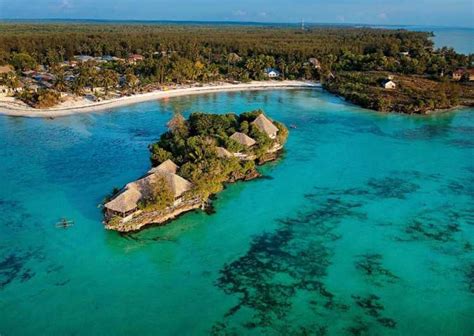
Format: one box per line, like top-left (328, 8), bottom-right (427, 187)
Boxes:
top-left (252, 114), bottom-right (279, 139)
top-left (104, 160), bottom-right (192, 219)
top-left (265, 68), bottom-right (280, 78)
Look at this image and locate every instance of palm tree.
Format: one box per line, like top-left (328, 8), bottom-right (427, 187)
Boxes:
top-left (101, 69), bottom-right (119, 95)
top-left (2, 71), bottom-right (20, 94)
top-left (51, 66), bottom-right (67, 92)
top-left (277, 58), bottom-right (287, 80)
top-left (124, 71), bottom-right (139, 92)
top-left (71, 77), bottom-right (85, 96)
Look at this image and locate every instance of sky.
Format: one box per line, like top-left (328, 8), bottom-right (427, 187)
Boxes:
top-left (0, 0), bottom-right (473, 28)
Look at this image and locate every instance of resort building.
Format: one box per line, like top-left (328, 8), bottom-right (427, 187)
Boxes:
top-left (382, 80), bottom-right (396, 89)
top-left (216, 147), bottom-right (233, 158)
top-left (230, 132), bottom-right (257, 147)
top-left (265, 68), bottom-right (280, 78)
top-left (147, 159), bottom-right (178, 175)
top-left (252, 114), bottom-right (279, 139)
top-left (128, 54), bottom-right (145, 63)
top-left (104, 160), bottom-right (192, 219)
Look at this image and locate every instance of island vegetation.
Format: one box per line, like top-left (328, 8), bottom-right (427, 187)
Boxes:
top-left (103, 110), bottom-right (288, 232)
top-left (324, 71), bottom-right (474, 114)
top-left (0, 23), bottom-right (472, 113)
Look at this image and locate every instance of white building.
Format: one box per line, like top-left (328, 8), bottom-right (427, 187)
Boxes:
top-left (265, 68), bottom-right (280, 78)
top-left (383, 80), bottom-right (396, 89)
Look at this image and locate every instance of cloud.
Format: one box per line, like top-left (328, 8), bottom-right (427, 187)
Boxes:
top-left (232, 9), bottom-right (247, 17)
top-left (57, 0), bottom-right (73, 11)
top-left (378, 12), bottom-right (388, 20)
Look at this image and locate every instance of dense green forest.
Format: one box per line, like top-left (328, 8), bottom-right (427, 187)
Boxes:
top-left (0, 23), bottom-right (472, 112)
top-left (1, 23), bottom-right (471, 75)
top-left (149, 110), bottom-right (287, 200)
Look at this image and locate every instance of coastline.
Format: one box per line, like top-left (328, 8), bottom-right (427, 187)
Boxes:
top-left (0, 81), bottom-right (320, 118)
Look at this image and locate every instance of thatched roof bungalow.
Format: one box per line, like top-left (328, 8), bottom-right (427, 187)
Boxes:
top-left (160, 172), bottom-right (193, 198)
top-left (216, 147), bottom-right (233, 158)
top-left (105, 167), bottom-right (192, 218)
top-left (148, 159), bottom-right (179, 175)
top-left (252, 114), bottom-right (279, 139)
top-left (230, 132), bottom-right (256, 147)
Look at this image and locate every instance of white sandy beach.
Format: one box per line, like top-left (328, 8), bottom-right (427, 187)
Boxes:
top-left (0, 81), bottom-right (320, 118)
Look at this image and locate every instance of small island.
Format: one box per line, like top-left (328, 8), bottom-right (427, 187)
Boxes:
top-left (103, 110), bottom-right (288, 232)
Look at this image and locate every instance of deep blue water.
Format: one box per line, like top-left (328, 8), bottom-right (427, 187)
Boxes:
top-left (0, 89), bottom-right (473, 335)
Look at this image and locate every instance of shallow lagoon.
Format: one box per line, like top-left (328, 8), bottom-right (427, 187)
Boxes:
top-left (0, 89), bottom-right (473, 335)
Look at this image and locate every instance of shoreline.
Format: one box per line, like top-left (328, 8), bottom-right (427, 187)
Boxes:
top-left (0, 81), bottom-right (320, 118)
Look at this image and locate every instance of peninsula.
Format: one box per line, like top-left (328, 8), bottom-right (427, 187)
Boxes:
top-left (103, 110), bottom-right (288, 232)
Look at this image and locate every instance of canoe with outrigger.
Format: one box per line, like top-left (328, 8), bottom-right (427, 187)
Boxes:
top-left (55, 218), bottom-right (74, 229)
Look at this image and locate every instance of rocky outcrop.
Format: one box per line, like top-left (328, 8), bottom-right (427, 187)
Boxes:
top-left (228, 168), bottom-right (261, 183)
top-left (105, 144), bottom-right (285, 232)
top-left (105, 198), bottom-right (203, 232)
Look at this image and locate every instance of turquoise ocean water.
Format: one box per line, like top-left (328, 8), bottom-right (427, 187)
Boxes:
top-left (0, 89), bottom-right (473, 335)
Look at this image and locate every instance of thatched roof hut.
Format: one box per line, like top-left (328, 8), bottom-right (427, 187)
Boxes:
top-left (159, 172), bottom-right (192, 198)
top-left (252, 114), bottom-right (279, 139)
top-left (104, 186), bottom-right (142, 214)
top-left (216, 146), bottom-right (233, 158)
top-left (105, 170), bottom-right (192, 216)
top-left (230, 132), bottom-right (256, 147)
top-left (148, 159), bottom-right (178, 175)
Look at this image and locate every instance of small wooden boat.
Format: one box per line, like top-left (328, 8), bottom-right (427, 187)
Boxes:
top-left (56, 218), bottom-right (74, 229)
top-left (290, 124), bottom-right (297, 129)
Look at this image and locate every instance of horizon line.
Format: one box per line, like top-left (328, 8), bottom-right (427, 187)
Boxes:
top-left (0, 18), bottom-right (472, 30)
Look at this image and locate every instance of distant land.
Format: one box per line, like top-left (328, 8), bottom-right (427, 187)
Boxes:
top-left (0, 21), bottom-right (472, 115)
top-left (1, 19), bottom-right (472, 54)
